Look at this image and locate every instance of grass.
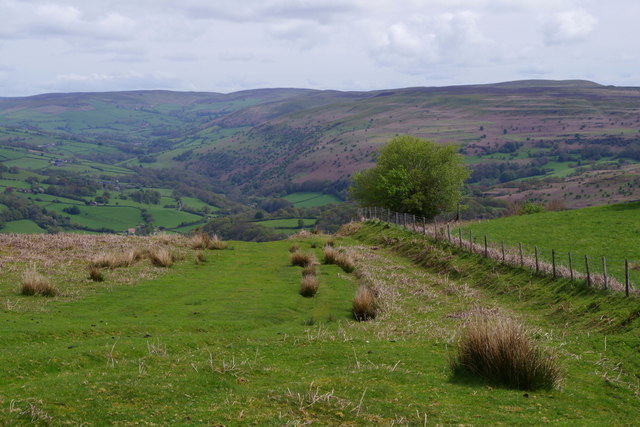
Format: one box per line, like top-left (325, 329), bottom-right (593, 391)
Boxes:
top-left (148, 248), bottom-right (174, 267)
top-left (352, 285), bottom-right (377, 321)
top-left (0, 219), bottom-right (46, 234)
top-left (20, 269), bottom-right (58, 297)
top-left (323, 246), bottom-right (356, 273)
top-left (457, 201), bottom-right (640, 286)
top-left (290, 251), bottom-right (316, 267)
top-left (450, 316), bottom-right (562, 390)
top-left (282, 192), bottom-right (342, 208)
top-left (1, 225), bottom-right (640, 424)
top-left (299, 275), bottom-right (319, 297)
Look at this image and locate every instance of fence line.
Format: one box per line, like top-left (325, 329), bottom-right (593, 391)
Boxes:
top-left (357, 207), bottom-right (636, 297)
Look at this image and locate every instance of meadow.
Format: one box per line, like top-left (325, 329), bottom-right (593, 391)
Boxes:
top-left (1, 223), bottom-right (639, 424)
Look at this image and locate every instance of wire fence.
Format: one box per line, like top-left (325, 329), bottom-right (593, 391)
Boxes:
top-left (357, 207), bottom-right (637, 297)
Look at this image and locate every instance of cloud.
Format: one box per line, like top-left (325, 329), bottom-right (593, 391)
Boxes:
top-left (543, 9), bottom-right (597, 45)
top-left (52, 72), bottom-right (188, 92)
top-left (371, 11), bottom-right (489, 72)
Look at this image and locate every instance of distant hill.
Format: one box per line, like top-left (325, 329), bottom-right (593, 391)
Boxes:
top-left (2, 80), bottom-right (640, 209)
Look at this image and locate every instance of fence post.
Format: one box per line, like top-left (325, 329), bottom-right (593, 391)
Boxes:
top-left (469, 230), bottom-right (473, 252)
top-left (519, 243), bottom-right (524, 267)
top-left (552, 249), bottom-right (556, 278)
top-left (501, 241), bottom-right (505, 263)
top-left (625, 259), bottom-right (630, 297)
top-left (484, 235), bottom-right (488, 258)
top-left (535, 247), bottom-right (539, 273)
top-left (585, 256), bottom-right (591, 286)
top-left (447, 224), bottom-right (451, 242)
top-left (395, 212), bottom-right (398, 225)
top-left (458, 228), bottom-right (463, 248)
top-left (602, 257), bottom-right (608, 290)
top-left (422, 217), bottom-right (427, 235)
top-left (433, 220), bottom-right (437, 237)
top-left (569, 252), bottom-right (574, 281)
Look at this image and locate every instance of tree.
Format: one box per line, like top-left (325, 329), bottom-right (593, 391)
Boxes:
top-left (349, 135), bottom-right (469, 220)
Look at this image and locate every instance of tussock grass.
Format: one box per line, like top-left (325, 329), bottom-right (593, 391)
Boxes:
top-left (450, 316), bottom-right (562, 390)
top-left (323, 246), bottom-right (355, 273)
top-left (289, 244), bottom-right (300, 253)
top-left (207, 235), bottom-right (228, 250)
top-left (188, 233), bottom-right (210, 250)
top-left (194, 251), bottom-right (207, 264)
top-left (148, 248), bottom-right (174, 267)
top-left (21, 270), bottom-right (58, 297)
top-left (302, 264), bottom-right (317, 277)
top-left (91, 249), bottom-right (143, 269)
top-left (352, 285), bottom-right (377, 321)
top-left (300, 275), bottom-right (319, 297)
top-left (290, 252), bottom-right (316, 268)
top-left (88, 266), bottom-right (105, 282)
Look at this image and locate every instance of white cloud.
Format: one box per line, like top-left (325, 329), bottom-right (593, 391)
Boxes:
top-left (543, 9), bottom-right (597, 45)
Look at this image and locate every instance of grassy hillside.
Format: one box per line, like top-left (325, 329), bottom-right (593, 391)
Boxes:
top-left (1, 224), bottom-right (639, 424)
top-left (457, 201), bottom-right (640, 286)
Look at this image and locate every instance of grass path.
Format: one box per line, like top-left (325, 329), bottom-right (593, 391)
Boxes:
top-left (1, 228), bottom-right (639, 424)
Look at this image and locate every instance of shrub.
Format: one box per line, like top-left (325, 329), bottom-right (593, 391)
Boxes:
top-left (450, 317), bottom-right (562, 390)
top-left (299, 275), bottom-right (319, 297)
top-left (88, 266), bottom-right (104, 282)
top-left (21, 270), bottom-right (58, 297)
top-left (290, 252), bottom-right (315, 268)
top-left (149, 248), bottom-right (174, 267)
top-left (352, 285), bottom-right (377, 321)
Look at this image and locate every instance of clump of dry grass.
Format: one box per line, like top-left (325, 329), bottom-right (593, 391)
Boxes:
top-left (289, 244), bottom-right (300, 253)
top-left (300, 275), bottom-right (319, 297)
top-left (207, 235), bottom-right (228, 250)
top-left (194, 251), bottom-right (207, 264)
top-left (450, 316), bottom-right (562, 390)
top-left (91, 249), bottom-right (143, 269)
top-left (21, 270), bottom-right (59, 297)
top-left (290, 252), bottom-right (316, 268)
top-left (148, 248), bottom-right (174, 267)
top-left (352, 285), bottom-right (377, 321)
top-left (188, 233), bottom-right (210, 250)
top-left (302, 264), bottom-right (317, 277)
top-left (323, 246), bottom-right (355, 273)
top-left (88, 266), bottom-right (105, 282)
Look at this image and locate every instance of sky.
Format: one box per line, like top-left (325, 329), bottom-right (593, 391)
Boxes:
top-left (0, 0), bottom-right (638, 96)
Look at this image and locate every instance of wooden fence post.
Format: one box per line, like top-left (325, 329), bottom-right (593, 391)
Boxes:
top-left (535, 247), bottom-right (539, 273)
top-left (469, 230), bottom-right (473, 252)
top-left (625, 259), bottom-right (630, 297)
top-left (519, 243), bottom-right (524, 267)
top-left (501, 241), bottom-right (505, 263)
top-left (423, 218), bottom-right (427, 234)
top-left (602, 257), bottom-right (608, 290)
top-left (552, 249), bottom-right (556, 278)
top-left (484, 235), bottom-right (488, 258)
top-left (447, 224), bottom-right (451, 242)
top-left (569, 252), bottom-right (574, 281)
top-left (458, 228), bottom-right (463, 248)
top-left (585, 256), bottom-right (591, 286)
top-left (395, 212), bottom-right (398, 225)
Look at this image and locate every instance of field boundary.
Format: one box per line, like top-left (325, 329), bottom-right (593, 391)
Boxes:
top-left (358, 207), bottom-right (637, 297)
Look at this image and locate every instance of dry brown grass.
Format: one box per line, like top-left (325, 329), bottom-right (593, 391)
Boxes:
top-left (188, 233), bottom-right (210, 250)
top-left (323, 246), bottom-right (355, 273)
top-left (450, 316), bottom-right (562, 390)
top-left (289, 244), bottom-right (300, 253)
top-left (194, 251), bottom-right (207, 264)
top-left (300, 275), bottom-right (319, 297)
top-left (207, 235), bottom-right (228, 250)
top-left (88, 266), bottom-right (105, 282)
top-left (148, 248), bottom-right (174, 267)
top-left (352, 285), bottom-right (377, 321)
top-left (90, 249), bottom-right (144, 269)
top-left (290, 252), bottom-right (316, 268)
top-left (21, 270), bottom-right (58, 297)
top-left (302, 264), bottom-right (317, 277)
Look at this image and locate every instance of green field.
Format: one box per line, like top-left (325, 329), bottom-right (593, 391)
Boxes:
top-left (1, 224), bottom-right (639, 424)
top-left (283, 192), bottom-right (342, 208)
top-left (1, 219), bottom-right (45, 233)
top-left (457, 201), bottom-right (640, 286)
top-left (255, 217), bottom-right (317, 234)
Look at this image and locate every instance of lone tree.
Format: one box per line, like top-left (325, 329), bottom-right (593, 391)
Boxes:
top-left (349, 135), bottom-right (469, 220)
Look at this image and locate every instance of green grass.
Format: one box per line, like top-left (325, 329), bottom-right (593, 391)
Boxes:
top-left (1, 219), bottom-right (45, 233)
top-left (457, 201), bottom-right (640, 286)
top-left (283, 192), bottom-right (342, 208)
top-left (255, 217), bottom-right (317, 234)
top-left (1, 225), bottom-right (639, 424)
